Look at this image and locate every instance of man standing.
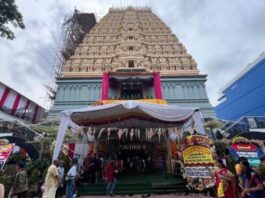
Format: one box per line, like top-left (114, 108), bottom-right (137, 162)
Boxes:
top-left (56, 161), bottom-right (65, 198)
top-left (66, 158), bottom-right (78, 198)
top-left (10, 161), bottom-right (28, 198)
top-left (42, 160), bottom-right (59, 198)
top-left (105, 157), bottom-right (117, 197)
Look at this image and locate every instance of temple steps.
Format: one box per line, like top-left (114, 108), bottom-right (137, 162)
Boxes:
top-left (77, 174), bottom-right (188, 196)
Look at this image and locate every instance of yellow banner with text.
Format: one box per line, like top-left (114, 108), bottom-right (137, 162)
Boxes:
top-left (182, 145), bottom-right (214, 164)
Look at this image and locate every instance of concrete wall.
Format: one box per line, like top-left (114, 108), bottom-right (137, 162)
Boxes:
top-left (49, 75), bottom-right (215, 118)
top-left (161, 76), bottom-right (215, 118)
top-left (49, 78), bottom-right (102, 118)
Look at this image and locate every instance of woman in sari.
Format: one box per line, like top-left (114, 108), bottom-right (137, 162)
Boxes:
top-left (214, 159), bottom-right (236, 198)
top-left (239, 160), bottom-right (264, 198)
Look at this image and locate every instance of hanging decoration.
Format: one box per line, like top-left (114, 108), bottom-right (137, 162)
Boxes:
top-left (97, 128), bottom-right (105, 139)
top-left (137, 128), bottom-right (141, 140)
top-left (118, 128), bottom-right (123, 140)
top-left (169, 131), bottom-right (177, 141)
top-left (125, 128), bottom-right (128, 139)
top-left (107, 128), bottom-right (111, 141)
top-left (157, 128), bottom-right (162, 143)
top-left (69, 120), bottom-right (83, 134)
top-left (130, 129), bottom-right (134, 141)
top-left (69, 126), bottom-right (187, 144)
top-left (87, 129), bottom-right (95, 142)
top-left (149, 128), bottom-right (154, 140)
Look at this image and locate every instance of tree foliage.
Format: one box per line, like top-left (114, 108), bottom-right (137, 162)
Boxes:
top-left (0, 0), bottom-right (25, 39)
top-left (204, 119), bottom-right (222, 139)
top-left (204, 120), bottom-right (222, 130)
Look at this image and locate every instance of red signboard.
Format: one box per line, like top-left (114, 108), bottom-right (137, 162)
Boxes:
top-left (231, 143), bottom-right (257, 152)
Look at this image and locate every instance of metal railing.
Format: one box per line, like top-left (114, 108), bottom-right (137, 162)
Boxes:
top-left (222, 116), bottom-right (265, 138)
top-left (0, 119), bottom-right (43, 142)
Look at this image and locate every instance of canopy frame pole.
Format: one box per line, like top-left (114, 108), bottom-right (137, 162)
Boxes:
top-left (79, 132), bottom-right (86, 167)
top-left (165, 130), bottom-right (172, 175)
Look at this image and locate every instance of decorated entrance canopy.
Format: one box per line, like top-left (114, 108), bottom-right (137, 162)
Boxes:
top-left (52, 100), bottom-right (205, 160)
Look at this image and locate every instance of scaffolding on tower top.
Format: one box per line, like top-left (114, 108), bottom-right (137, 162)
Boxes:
top-left (61, 9), bottom-right (97, 63)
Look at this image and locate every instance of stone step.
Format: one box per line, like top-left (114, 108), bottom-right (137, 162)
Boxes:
top-left (77, 183), bottom-right (187, 196)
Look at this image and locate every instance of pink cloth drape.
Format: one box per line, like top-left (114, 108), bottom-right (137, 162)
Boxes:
top-left (154, 72), bottom-right (163, 99)
top-left (101, 72), bottom-right (109, 100)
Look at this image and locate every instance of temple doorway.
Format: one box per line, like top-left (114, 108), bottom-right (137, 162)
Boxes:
top-left (108, 75), bottom-right (154, 99)
top-left (120, 80), bottom-right (143, 99)
top-left (96, 128), bottom-right (167, 174)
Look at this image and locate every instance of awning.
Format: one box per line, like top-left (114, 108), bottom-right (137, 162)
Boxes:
top-left (52, 100), bottom-right (205, 160)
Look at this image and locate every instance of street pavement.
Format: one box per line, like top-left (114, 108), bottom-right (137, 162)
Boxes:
top-left (79, 194), bottom-right (213, 198)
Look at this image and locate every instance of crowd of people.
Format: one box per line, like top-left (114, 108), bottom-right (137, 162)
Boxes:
top-left (208, 156), bottom-right (265, 198)
top-left (40, 154), bottom-right (120, 198)
top-left (2, 152), bottom-right (265, 198)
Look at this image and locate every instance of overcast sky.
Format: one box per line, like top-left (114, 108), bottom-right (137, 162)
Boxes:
top-left (1, 0), bottom-right (265, 109)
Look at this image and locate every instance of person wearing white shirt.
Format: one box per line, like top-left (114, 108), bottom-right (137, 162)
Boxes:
top-left (66, 158), bottom-right (78, 198)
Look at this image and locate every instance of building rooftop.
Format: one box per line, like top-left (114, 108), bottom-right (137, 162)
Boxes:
top-left (220, 52), bottom-right (265, 94)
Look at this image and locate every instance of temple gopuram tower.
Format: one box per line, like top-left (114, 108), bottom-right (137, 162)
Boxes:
top-left (49, 7), bottom-right (215, 118)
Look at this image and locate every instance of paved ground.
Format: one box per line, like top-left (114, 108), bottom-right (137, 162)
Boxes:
top-left (79, 194), bottom-right (213, 198)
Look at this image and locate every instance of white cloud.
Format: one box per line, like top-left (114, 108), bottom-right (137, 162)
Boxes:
top-left (0, 0), bottom-right (264, 109)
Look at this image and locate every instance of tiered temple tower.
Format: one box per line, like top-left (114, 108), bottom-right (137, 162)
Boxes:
top-left (49, 7), bottom-right (215, 118)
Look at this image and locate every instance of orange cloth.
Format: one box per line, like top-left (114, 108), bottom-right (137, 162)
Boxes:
top-left (170, 142), bottom-right (177, 157)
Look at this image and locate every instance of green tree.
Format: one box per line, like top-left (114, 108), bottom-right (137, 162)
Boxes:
top-left (204, 120), bottom-right (222, 140)
top-left (0, 0), bottom-right (25, 39)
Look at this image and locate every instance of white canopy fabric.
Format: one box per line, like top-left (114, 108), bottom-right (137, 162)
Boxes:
top-left (52, 100), bottom-right (205, 160)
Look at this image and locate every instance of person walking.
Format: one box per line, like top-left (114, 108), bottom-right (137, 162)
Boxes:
top-left (9, 161), bottom-right (28, 198)
top-left (105, 157), bottom-right (117, 197)
top-left (66, 158), bottom-right (78, 198)
top-left (42, 160), bottom-right (59, 198)
top-left (239, 160), bottom-right (265, 198)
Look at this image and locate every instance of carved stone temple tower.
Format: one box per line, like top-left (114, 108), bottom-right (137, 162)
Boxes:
top-left (49, 7), bottom-right (215, 118)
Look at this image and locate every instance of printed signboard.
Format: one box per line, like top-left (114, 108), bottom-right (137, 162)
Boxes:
top-left (230, 142), bottom-right (264, 166)
top-left (0, 143), bottom-right (15, 168)
top-left (181, 135), bottom-right (215, 191)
